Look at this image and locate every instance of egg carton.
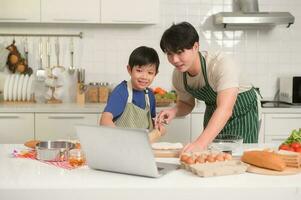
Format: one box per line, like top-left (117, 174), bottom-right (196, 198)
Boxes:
top-left (181, 160), bottom-right (249, 177)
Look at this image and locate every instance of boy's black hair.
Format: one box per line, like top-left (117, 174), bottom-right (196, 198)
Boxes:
top-left (160, 22), bottom-right (199, 53)
top-left (128, 46), bottom-right (160, 73)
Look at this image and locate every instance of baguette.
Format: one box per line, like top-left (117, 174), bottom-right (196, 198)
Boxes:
top-left (241, 150), bottom-right (286, 171)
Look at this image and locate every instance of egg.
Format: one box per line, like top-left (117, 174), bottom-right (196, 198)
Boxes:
top-left (186, 157), bottom-right (195, 164)
top-left (180, 155), bottom-right (190, 162)
top-left (224, 153), bottom-right (232, 160)
top-left (206, 154), bottom-right (216, 162)
top-left (195, 156), bottom-right (206, 164)
top-left (215, 153), bottom-right (225, 161)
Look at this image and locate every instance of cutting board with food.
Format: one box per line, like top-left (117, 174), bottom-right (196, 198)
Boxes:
top-left (152, 142), bottom-right (183, 158)
top-left (241, 149), bottom-right (301, 175)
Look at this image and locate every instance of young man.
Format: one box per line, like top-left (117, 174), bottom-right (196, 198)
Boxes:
top-left (100, 46), bottom-right (165, 143)
top-left (156, 22), bottom-right (260, 152)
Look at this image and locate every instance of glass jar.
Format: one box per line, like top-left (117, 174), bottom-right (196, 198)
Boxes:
top-left (98, 82), bottom-right (109, 103)
top-left (87, 82), bottom-right (99, 103)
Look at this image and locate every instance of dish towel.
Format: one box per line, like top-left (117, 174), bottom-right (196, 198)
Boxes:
top-left (12, 149), bottom-right (86, 170)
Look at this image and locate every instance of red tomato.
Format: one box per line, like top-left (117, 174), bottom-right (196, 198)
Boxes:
top-left (279, 144), bottom-right (291, 151)
top-left (291, 142), bottom-right (301, 150)
top-left (294, 147), bottom-right (301, 153)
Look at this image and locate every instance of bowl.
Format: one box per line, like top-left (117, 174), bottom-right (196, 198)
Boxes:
top-left (210, 134), bottom-right (243, 154)
top-left (36, 141), bottom-right (75, 162)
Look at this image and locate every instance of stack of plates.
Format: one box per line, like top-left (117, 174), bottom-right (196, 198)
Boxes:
top-left (3, 74), bottom-right (35, 102)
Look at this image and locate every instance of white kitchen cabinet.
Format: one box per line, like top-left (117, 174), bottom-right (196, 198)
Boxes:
top-left (264, 113), bottom-right (301, 143)
top-left (190, 113), bottom-right (204, 142)
top-left (0, 113), bottom-right (34, 144)
top-left (41, 0), bottom-right (100, 23)
top-left (100, 0), bottom-right (159, 24)
top-left (35, 113), bottom-right (99, 140)
top-left (158, 115), bottom-right (191, 144)
top-left (0, 0), bottom-right (40, 23)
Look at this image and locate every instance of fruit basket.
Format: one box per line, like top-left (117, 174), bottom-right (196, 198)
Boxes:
top-left (156, 98), bottom-right (175, 107)
top-left (153, 87), bottom-right (177, 107)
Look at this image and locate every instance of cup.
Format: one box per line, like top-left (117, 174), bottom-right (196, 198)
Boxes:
top-left (68, 149), bottom-right (86, 167)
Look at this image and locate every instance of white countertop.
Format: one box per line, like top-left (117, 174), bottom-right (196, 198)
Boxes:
top-left (1, 144), bottom-right (301, 200)
top-left (1, 103), bottom-right (301, 114)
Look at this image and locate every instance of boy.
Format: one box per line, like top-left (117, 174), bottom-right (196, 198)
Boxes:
top-left (100, 46), bottom-right (165, 142)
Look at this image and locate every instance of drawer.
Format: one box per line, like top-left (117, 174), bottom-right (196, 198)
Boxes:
top-left (0, 113), bottom-right (34, 143)
top-left (35, 113), bottom-right (99, 140)
top-left (265, 114), bottom-right (301, 137)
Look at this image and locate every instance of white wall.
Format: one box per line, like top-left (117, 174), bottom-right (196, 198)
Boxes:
top-left (0, 0), bottom-right (301, 103)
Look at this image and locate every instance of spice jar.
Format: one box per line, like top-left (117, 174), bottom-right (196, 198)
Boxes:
top-left (87, 82), bottom-right (99, 103)
top-left (98, 82), bottom-right (109, 103)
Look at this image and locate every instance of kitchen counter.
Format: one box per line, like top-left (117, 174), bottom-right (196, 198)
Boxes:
top-left (1, 102), bottom-right (301, 113)
top-left (1, 144), bottom-right (300, 200)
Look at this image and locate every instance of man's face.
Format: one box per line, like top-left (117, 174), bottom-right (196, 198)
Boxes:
top-left (127, 64), bottom-right (157, 90)
top-left (166, 43), bottom-right (199, 72)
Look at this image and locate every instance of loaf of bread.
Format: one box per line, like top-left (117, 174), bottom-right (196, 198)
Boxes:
top-left (241, 150), bottom-right (286, 171)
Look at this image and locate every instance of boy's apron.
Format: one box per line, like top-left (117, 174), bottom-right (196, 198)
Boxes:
top-left (115, 81), bottom-right (153, 130)
top-left (183, 54), bottom-right (259, 143)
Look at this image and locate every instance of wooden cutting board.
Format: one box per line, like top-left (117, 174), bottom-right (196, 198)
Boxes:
top-left (153, 149), bottom-right (181, 158)
top-left (247, 164), bottom-right (301, 175)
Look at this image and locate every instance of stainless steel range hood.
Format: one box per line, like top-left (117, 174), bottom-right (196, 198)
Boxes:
top-left (214, 0), bottom-right (295, 28)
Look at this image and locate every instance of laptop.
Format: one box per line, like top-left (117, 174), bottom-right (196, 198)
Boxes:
top-left (75, 125), bottom-right (179, 178)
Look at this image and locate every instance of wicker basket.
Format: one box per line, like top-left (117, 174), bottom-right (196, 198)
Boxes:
top-left (156, 98), bottom-right (175, 107)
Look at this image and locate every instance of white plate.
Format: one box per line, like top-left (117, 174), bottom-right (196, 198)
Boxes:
top-left (12, 74), bottom-right (20, 101)
top-left (8, 74), bottom-right (15, 101)
top-left (26, 75), bottom-right (34, 101)
top-left (17, 75), bottom-right (24, 101)
top-left (3, 74), bottom-right (11, 101)
top-left (22, 75), bottom-right (29, 101)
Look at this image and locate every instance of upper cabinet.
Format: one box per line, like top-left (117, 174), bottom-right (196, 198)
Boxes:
top-left (41, 0), bottom-right (100, 23)
top-left (100, 0), bottom-right (159, 24)
top-left (0, 0), bottom-right (159, 24)
top-left (0, 0), bottom-right (40, 23)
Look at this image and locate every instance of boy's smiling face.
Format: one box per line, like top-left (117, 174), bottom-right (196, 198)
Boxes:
top-left (127, 64), bottom-right (157, 90)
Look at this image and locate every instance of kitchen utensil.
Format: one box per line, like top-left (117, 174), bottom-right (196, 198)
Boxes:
top-left (210, 134), bottom-right (243, 154)
top-left (24, 140), bottom-right (40, 149)
top-left (36, 39), bottom-right (46, 81)
top-left (36, 141), bottom-right (75, 162)
top-left (24, 38), bottom-right (29, 66)
top-left (68, 38), bottom-right (75, 74)
top-left (46, 37), bottom-right (51, 69)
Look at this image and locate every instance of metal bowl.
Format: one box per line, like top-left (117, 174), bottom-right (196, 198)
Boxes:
top-left (210, 134), bottom-right (243, 154)
top-left (35, 141), bottom-right (75, 162)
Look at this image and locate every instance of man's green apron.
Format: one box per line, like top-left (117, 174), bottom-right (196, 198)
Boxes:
top-left (183, 54), bottom-right (258, 143)
top-left (115, 81), bottom-right (153, 130)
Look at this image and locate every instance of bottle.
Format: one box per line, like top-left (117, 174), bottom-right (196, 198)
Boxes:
top-left (98, 82), bottom-right (109, 103)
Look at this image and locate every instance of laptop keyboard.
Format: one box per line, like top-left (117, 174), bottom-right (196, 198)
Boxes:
top-left (157, 167), bottom-right (164, 171)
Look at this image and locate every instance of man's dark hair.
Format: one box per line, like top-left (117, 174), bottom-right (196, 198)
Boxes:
top-left (160, 22), bottom-right (199, 53)
top-left (128, 46), bottom-right (160, 72)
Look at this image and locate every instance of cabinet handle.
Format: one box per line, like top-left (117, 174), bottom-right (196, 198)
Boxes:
top-left (272, 117), bottom-right (301, 119)
top-left (111, 20), bottom-right (149, 23)
top-left (48, 116), bottom-right (85, 119)
top-left (0, 116), bottom-right (20, 119)
top-left (52, 18), bottom-right (88, 22)
top-left (0, 18), bottom-right (27, 21)
top-left (270, 138), bottom-right (286, 141)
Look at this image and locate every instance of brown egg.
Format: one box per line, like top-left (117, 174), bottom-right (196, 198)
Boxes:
top-left (186, 157), bottom-right (195, 164)
top-left (206, 154), bottom-right (216, 162)
top-left (180, 155), bottom-right (190, 162)
top-left (224, 153), bottom-right (232, 160)
top-left (195, 156), bottom-right (206, 164)
top-left (215, 153), bottom-right (225, 161)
